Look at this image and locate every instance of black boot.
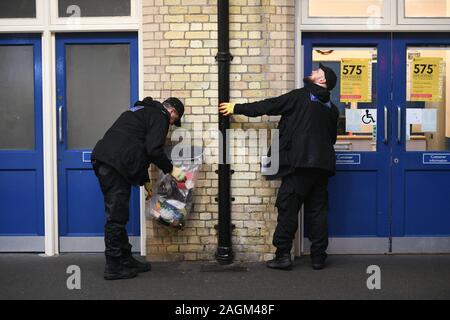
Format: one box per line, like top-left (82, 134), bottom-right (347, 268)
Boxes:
top-left (311, 253), bottom-right (327, 270)
top-left (121, 255), bottom-right (152, 273)
top-left (266, 253), bottom-right (293, 270)
top-left (104, 257), bottom-right (138, 280)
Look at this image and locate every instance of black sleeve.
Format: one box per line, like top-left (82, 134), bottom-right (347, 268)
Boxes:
top-left (145, 114), bottom-right (173, 174)
top-left (233, 90), bottom-right (296, 117)
top-left (151, 152), bottom-right (173, 174)
top-left (331, 103), bottom-right (339, 145)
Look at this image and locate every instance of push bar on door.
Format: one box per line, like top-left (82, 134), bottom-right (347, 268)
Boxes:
top-left (384, 106), bottom-right (388, 144)
top-left (397, 106), bottom-right (401, 143)
top-left (58, 106), bottom-right (63, 143)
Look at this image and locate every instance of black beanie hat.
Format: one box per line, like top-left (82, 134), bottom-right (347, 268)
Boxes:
top-left (319, 63), bottom-right (337, 91)
top-left (163, 97), bottom-right (184, 127)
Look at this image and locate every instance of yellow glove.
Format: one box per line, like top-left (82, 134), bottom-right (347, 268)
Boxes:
top-left (219, 102), bottom-right (235, 116)
top-left (144, 181), bottom-right (152, 200)
top-left (171, 166), bottom-right (186, 182)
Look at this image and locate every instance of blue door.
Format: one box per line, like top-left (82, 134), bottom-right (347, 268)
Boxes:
top-left (0, 34), bottom-right (44, 251)
top-left (56, 33), bottom-right (140, 252)
top-left (392, 33), bottom-right (450, 253)
top-left (303, 32), bottom-right (450, 254)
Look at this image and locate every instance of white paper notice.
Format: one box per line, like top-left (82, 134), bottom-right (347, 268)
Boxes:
top-left (345, 109), bottom-right (361, 132)
top-left (406, 109), bottom-right (422, 125)
top-left (422, 109), bottom-right (437, 132)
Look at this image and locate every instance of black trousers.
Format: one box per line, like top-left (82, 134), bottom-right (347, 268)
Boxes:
top-left (93, 160), bottom-right (132, 261)
top-left (273, 168), bottom-right (329, 258)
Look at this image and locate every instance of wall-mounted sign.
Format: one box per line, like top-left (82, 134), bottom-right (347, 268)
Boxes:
top-left (410, 57), bottom-right (444, 102)
top-left (336, 154), bottom-right (361, 165)
top-left (340, 58), bottom-right (372, 103)
top-left (423, 154), bottom-right (450, 165)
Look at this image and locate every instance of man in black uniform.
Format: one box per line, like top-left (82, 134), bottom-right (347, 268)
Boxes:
top-left (92, 97), bottom-right (186, 280)
top-left (219, 64), bottom-right (338, 270)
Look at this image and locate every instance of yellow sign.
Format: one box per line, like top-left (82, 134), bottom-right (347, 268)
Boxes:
top-left (340, 58), bottom-right (372, 103)
top-left (410, 57), bottom-right (443, 102)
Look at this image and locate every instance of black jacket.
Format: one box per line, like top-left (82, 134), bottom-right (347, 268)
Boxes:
top-left (92, 99), bottom-right (173, 186)
top-left (234, 87), bottom-right (339, 178)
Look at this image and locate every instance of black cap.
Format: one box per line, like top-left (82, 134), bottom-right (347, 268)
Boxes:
top-left (142, 97), bottom-right (153, 104)
top-left (319, 63), bottom-right (337, 91)
top-left (164, 97), bottom-right (184, 127)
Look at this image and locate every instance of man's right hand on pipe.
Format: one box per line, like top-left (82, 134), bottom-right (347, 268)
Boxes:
top-left (218, 102), bottom-right (235, 116)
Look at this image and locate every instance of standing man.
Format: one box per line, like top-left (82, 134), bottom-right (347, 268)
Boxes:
top-left (219, 64), bottom-right (338, 270)
top-left (92, 97), bottom-right (186, 280)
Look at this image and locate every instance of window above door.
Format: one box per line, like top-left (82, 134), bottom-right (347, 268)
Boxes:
top-left (57, 0), bottom-right (131, 18)
top-left (0, 0), bottom-right (140, 31)
top-left (0, 0), bottom-right (44, 28)
top-left (301, 0), bottom-right (392, 26)
top-left (50, 0), bottom-right (139, 27)
top-left (300, 0), bottom-right (450, 29)
top-left (0, 0), bottom-right (36, 18)
top-left (399, 0), bottom-right (450, 25)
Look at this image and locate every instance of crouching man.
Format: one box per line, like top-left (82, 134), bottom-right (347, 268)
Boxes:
top-left (92, 97), bottom-right (186, 280)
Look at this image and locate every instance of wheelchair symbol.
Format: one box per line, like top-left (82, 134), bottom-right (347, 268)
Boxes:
top-left (362, 109), bottom-right (376, 124)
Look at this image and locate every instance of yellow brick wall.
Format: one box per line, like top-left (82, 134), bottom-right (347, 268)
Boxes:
top-left (143, 0), bottom-right (296, 262)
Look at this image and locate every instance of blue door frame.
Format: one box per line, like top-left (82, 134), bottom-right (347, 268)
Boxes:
top-left (0, 34), bottom-right (44, 251)
top-left (392, 33), bottom-right (450, 252)
top-left (302, 33), bottom-right (392, 253)
top-left (56, 33), bottom-right (140, 251)
top-left (303, 32), bottom-right (450, 253)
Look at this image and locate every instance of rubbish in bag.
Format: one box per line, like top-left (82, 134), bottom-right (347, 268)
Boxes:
top-left (146, 146), bottom-right (202, 231)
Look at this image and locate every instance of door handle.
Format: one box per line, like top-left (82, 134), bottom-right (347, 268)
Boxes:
top-left (58, 106), bottom-right (63, 143)
top-left (397, 106), bottom-right (401, 143)
top-left (384, 106), bottom-right (388, 144)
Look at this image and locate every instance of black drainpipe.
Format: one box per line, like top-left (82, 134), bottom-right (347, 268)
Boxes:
top-left (215, 0), bottom-right (234, 265)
